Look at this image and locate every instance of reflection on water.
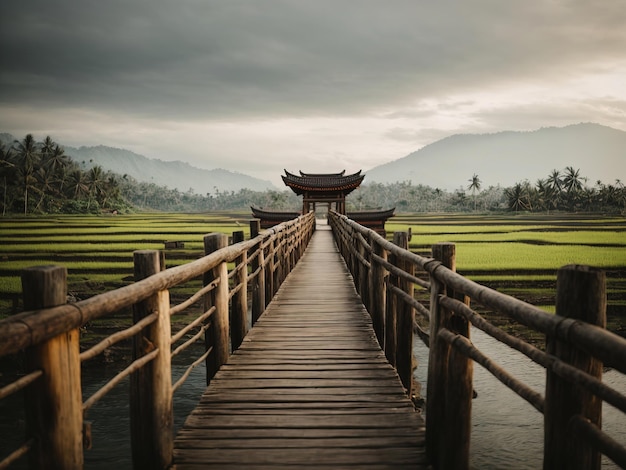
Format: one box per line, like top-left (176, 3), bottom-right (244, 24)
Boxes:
top-left (413, 328), bottom-right (626, 470)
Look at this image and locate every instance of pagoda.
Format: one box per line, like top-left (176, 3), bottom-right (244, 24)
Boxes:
top-left (251, 169), bottom-right (394, 235)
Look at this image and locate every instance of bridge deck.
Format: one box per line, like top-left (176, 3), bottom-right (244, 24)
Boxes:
top-left (173, 224), bottom-right (428, 469)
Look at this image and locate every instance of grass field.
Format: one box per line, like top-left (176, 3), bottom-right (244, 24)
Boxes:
top-left (1, 211), bottom-right (625, 338)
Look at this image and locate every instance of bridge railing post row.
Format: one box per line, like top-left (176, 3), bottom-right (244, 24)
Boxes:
top-left (22, 265), bottom-right (83, 470)
top-left (393, 232), bottom-right (415, 396)
top-left (544, 265), bottom-right (606, 470)
top-left (204, 233), bottom-right (230, 383)
top-left (426, 242), bottom-right (473, 469)
top-left (250, 219), bottom-right (265, 324)
top-left (368, 233), bottom-right (386, 348)
top-left (231, 230), bottom-right (247, 350)
top-left (130, 250), bottom-right (173, 469)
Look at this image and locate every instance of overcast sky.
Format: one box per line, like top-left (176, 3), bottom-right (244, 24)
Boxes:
top-left (1, 1), bottom-right (625, 186)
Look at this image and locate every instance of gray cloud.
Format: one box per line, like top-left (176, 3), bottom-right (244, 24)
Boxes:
top-left (2, 0), bottom-right (625, 120)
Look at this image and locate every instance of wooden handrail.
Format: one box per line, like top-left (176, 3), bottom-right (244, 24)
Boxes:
top-left (328, 210), bottom-right (626, 470)
top-left (0, 212), bottom-right (315, 470)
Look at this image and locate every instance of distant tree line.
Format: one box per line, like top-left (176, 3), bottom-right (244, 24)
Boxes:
top-left (2, 134), bottom-right (624, 215)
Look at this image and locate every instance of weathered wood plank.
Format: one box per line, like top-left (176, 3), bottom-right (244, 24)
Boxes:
top-left (173, 225), bottom-right (428, 469)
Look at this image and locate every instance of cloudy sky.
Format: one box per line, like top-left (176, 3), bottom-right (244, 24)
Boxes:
top-left (1, 1), bottom-right (625, 186)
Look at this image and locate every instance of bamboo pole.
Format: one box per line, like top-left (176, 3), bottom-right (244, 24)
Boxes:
top-left (22, 265), bottom-right (83, 469)
top-left (231, 230), bottom-right (247, 350)
top-left (250, 220), bottom-right (265, 324)
top-left (393, 232), bottom-right (414, 396)
top-left (204, 233), bottom-right (230, 382)
top-left (369, 234), bottom-right (386, 347)
top-left (130, 250), bottom-right (173, 469)
top-left (426, 243), bottom-right (455, 467)
top-left (544, 265), bottom-right (606, 470)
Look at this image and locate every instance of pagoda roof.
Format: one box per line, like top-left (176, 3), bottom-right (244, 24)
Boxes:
top-left (347, 208), bottom-right (396, 222)
top-left (251, 206), bottom-right (300, 221)
top-left (282, 170), bottom-right (364, 196)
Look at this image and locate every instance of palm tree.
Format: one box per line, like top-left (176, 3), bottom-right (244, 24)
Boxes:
top-left (505, 183), bottom-right (531, 212)
top-left (13, 134), bottom-right (41, 213)
top-left (467, 174), bottom-right (481, 211)
top-left (562, 166), bottom-right (583, 194)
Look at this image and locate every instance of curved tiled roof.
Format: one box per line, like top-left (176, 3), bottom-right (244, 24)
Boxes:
top-left (282, 170), bottom-right (364, 195)
top-left (251, 206), bottom-right (300, 220)
top-left (347, 208), bottom-right (396, 221)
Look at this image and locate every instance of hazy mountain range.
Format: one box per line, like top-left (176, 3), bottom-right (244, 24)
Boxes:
top-left (0, 134), bottom-right (275, 194)
top-left (366, 123), bottom-right (626, 190)
top-left (3, 123), bottom-right (624, 194)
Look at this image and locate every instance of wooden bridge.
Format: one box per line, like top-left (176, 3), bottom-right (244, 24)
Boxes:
top-left (1, 211), bottom-right (626, 469)
top-left (173, 225), bottom-right (427, 468)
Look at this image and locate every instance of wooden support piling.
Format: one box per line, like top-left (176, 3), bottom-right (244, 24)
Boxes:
top-left (393, 232), bottom-right (414, 396)
top-left (204, 233), bottom-right (230, 382)
top-left (130, 250), bottom-right (173, 470)
top-left (369, 234), bottom-right (386, 347)
top-left (22, 265), bottom-right (83, 470)
top-left (544, 265), bottom-right (606, 470)
top-left (250, 220), bottom-right (265, 324)
top-left (231, 230), bottom-right (247, 350)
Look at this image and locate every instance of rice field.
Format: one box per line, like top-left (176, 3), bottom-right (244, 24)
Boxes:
top-left (0, 212), bottom-right (253, 318)
top-left (1, 211), bottom-right (625, 337)
top-left (390, 213), bottom-right (626, 336)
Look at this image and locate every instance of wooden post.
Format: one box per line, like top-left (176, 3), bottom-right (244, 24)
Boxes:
top-left (265, 237), bottom-right (275, 305)
top-left (385, 232), bottom-right (407, 366)
top-left (130, 250), bottom-right (173, 469)
top-left (231, 230), bottom-right (247, 350)
top-left (22, 266), bottom-right (83, 470)
top-left (250, 220), bottom-right (265, 324)
top-left (393, 232), bottom-right (414, 396)
top-left (369, 234), bottom-right (386, 348)
top-left (426, 242), bottom-right (455, 467)
top-left (544, 265), bottom-right (606, 470)
top-left (204, 233), bottom-right (230, 382)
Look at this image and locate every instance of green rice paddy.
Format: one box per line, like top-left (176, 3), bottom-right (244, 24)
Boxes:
top-left (390, 213), bottom-right (626, 336)
top-left (1, 211), bottom-right (625, 337)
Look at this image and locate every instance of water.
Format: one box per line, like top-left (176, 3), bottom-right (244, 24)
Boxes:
top-left (0, 359), bottom-right (207, 469)
top-left (2, 334), bottom-right (625, 468)
top-left (413, 328), bottom-right (626, 469)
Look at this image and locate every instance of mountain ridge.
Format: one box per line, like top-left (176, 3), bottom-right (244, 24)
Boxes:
top-left (366, 123), bottom-right (626, 189)
top-left (0, 135), bottom-right (276, 194)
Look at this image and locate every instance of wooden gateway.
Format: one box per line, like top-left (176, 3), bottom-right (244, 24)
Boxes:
top-left (252, 170), bottom-right (394, 235)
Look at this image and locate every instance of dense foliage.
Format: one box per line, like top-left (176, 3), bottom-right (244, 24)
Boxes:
top-left (2, 134), bottom-right (625, 214)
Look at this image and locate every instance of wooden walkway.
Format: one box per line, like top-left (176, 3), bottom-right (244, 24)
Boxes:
top-left (172, 224), bottom-right (429, 469)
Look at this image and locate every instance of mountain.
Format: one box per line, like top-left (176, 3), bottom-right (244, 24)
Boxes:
top-left (0, 134), bottom-right (275, 194)
top-left (64, 145), bottom-right (276, 194)
top-left (365, 123), bottom-right (626, 190)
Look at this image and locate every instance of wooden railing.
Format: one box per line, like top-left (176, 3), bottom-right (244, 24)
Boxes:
top-left (0, 212), bottom-right (315, 470)
top-left (328, 210), bottom-right (626, 470)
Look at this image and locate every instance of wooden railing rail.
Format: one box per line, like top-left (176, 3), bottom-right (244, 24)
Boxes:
top-left (0, 212), bottom-right (315, 470)
top-left (328, 210), bottom-right (626, 470)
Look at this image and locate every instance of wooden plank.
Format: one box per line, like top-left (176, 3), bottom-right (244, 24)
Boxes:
top-left (173, 225), bottom-right (428, 469)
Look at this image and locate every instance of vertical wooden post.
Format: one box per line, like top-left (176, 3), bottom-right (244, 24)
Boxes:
top-left (250, 220), bottom-right (265, 324)
top-left (22, 266), bottom-right (83, 470)
top-left (544, 265), bottom-right (605, 470)
top-left (426, 242), bottom-right (455, 467)
top-left (130, 250), bottom-right (173, 469)
top-left (385, 232), bottom-right (409, 367)
top-left (369, 234), bottom-right (386, 348)
top-left (204, 233), bottom-right (230, 382)
top-left (265, 236), bottom-right (275, 305)
top-left (393, 232), bottom-right (414, 396)
top-left (231, 230), bottom-right (247, 350)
